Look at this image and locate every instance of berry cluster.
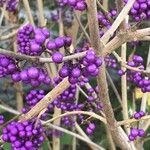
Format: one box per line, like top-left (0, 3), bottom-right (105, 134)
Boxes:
top-left (11, 67), bottom-right (51, 87)
top-left (57, 0), bottom-right (87, 11)
top-left (61, 116), bottom-right (75, 127)
top-left (22, 90), bottom-right (49, 120)
top-left (17, 24), bottom-right (50, 56)
top-left (46, 36), bottom-right (72, 64)
top-left (47, 36), bottom-right (71, 58)
top-left (0, 114), bottom-right (4, 125)
top-left (86, 122), bottom-right (96, 135)
top-left (81, 49), bottom-right (102, 76)
top-left (0, 54), bottom-right (18, 78)
top-left (25, 90), bottom-right (45, 107)
top-left (2, 120), bottom-right (45, 149)
top-left (77, 76), bottom-right (89, 87)
top-left (59, 48), bottom-right (102, 84)
top-left (86, 87), bottom-right (103, 112)
top-left (117, 55), bottom-right (150, 92)
top-left (97, 9), bottom-right (117, 37)
top-left (53, 77), bottom-right (77, 111)
top-left (97, 10), bottom-right (117, 37)
top-left (50, 10), bottom-right (59, 22)
top-left (0, 0), bottom-right (18, 12)
top-left (46, 36), bottom-right (72, 51)
top-left (133, 111), bottom-right (145, 119)
top-left (104, 55), bottom-right (117, 69)
top-left (87, 89), bottom-right (96, 102)
top-left (46, 129), bottom-right (63, 138)
top-left (51, 77), bottom-right (102, 128)
top-left (128, 128), bottom-right (145, 141)
top-left (124, 0), bottom-right (150, 21)
top-left (129, 41), bottom-right (142, 49)
top-left (128, 111), bottom-right (145, 141)
top-left (50, 8), bottom-right (74, 27)
top-left (62, 8), bottom-right (74, 27)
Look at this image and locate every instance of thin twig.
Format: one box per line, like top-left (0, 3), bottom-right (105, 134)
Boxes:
top-left (102, 0), bottom-right (108, 10)
top-left (0, 104), bottom-right (20, 115)
top-left (65, 10), bottom-right (81, 47)
top-left (75, 122), bottom-right (104, 150)
top-left (37, 0), bottom-right (46, 27)
top-left (96, 0), bottom-right (113, 23)
top-left (45, 123), bottom-right (104, 150)
top-left (74, 11), bottom-right (91, 43)
top-left (1, 47), bottom-right (150, 76)
top-left (43, 111), bottom-right (106, 124)
top-left (0, 3), bottom-right (7, 26)
top-left (0, 29), bottom-right (18, 41)
top-left (72, 88), bottom-right (80, 150)
top-left (75, 23), bottom-right (88, 47)
top-left (22, 0), bottom-right (34, 26)
top-left (13, 42), bottom-right (24, 112)
top-left (117, 115), bottom-right (150, 126)
top-left (121, 42), bottom-right (129, 132)
top-left (106, 70), bottom-right (122, 105)
top-left (115, 3), bottom-right (128, 119)
top-left (140, 45), bottom-right (150, 131)
top-left (52, 8), bottom-right (64, 150)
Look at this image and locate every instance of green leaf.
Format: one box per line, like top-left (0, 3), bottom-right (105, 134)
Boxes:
top-left (41, 140), bottom-right (50, 150)
top-left (99, 139), bottom-right (109, 149)
top-left (0, 108), bottom-right (5, 114)
top-left (60, 133), bottom-right (73, 145)
top-left (3, 142), bottom-right (11, 150)
top-left (144, 138), bottom-right (150, 149)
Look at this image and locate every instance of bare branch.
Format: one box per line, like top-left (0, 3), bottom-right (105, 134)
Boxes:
top-left (100, 0), bottom-right (136, 44)
top-left (20, 77), bottom-right (70, 121)
top-left (102, 28), bottom-right (150, 56)
top-left (118, 115), bottom-right (150, 127)
top-left (86, 0), bottom-right (135, 149)
top-left (0, 29), bottom-right (18, 41)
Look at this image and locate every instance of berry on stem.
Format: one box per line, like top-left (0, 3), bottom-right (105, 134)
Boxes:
top-left (52, 52), bottom-right (63, 64)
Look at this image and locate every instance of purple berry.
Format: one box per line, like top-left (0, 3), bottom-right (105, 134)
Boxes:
top-left (27, 67), bottom-right (39, 79)
top-left (138, 129), bottom-right (145, 137)
top-left (131, 128), bottom-right (139, 137)
top-left (55, 37), bottom-right (65, 48)
top-left (52, 52), bottom-right (63, 63)
top-left (86, 127), bottom-right (93, 135)
top-left (118, 70), bottom-right (125, 76)
top-left (139, 111), bottom-right (145, 117)
top-left (134, 112), bottom-right (141, 119)
top-left (89, 123), bottom-right (96, 130)
top-left (25, 141), bottom-right (33, 148)
top-left (128, 134), bottom-right (135, 141)
top-left (46, 40), bottom-right (57, 50)
top-left (34, 34), bottom-right (46, 44)
top-left (87, 64), bottom-right (97, 73)
top-left (59, 66), bottom-right (69, 78)
top-left (71, 68), bottom-right (81, 78)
